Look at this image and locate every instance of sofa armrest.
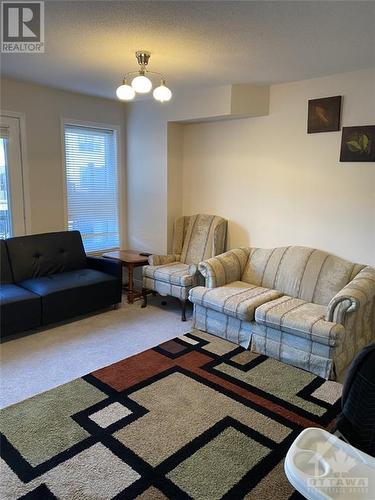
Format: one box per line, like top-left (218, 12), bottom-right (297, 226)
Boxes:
top-left (326, 266), bottom-right (375, 324)
top-left (86, 256), bottom-right (122, 279)
top-left (326, 266), bottom-right (375, 380)
top-left (198, 248), bottom-right (251, 288)
top-left (148, 254), bottom-right (181, 266)
top-left (326, 295), bottom-right (359, 324)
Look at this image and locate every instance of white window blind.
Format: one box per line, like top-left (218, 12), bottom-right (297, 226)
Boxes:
top-left (64, 124), bottom-right (120, 253)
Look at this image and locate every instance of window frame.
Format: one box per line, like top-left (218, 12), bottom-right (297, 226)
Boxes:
top-left (61, 118), bottom-right (124, 255)
top-left (0, 110), bottom-right (32, 235)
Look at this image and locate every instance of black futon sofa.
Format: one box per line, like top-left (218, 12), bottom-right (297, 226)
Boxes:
top-left (0, 231), bottom-right (122, 338)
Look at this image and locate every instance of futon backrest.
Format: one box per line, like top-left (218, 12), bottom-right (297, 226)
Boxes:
top-left (180, 214), bottom-right (227, 265)
top-left (7, 231), bottom-right (87, 283)
top-left (0, 239), bottom-right (13, 284)
top-left (241, 246), bottom-right (364, 306)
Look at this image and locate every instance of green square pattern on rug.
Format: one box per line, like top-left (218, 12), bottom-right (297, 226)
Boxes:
top-left (167, 426), bottom-right (270, 500)
top-left (0, 378), bottom-right (106, 467)
top-left (214, 357), bottom-right (326, 415)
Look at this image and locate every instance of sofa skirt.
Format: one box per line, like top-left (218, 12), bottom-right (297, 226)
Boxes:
top-left (192, 304), bottom-right (343, 380)
top-left (191, 304), bottom-right (354, 380)
top-left (192, 304), bottom-right (252, 348)
top-left (143, 276), bottom-right (191, 301)
top-left (250, 323), bottom-right (335, 380)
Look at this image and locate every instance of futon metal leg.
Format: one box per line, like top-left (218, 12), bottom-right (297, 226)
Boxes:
top-left (141, 288), bottom-right (148, 308)
top-left (180, 299), bottom-right (187, 322)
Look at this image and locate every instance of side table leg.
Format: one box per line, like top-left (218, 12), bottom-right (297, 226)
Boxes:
top-left (127, 264), bottom-right (134, 304)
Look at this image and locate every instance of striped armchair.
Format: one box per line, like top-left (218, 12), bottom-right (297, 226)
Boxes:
top-left (189, 246), bottom-right (375, 380)
top-left (142, 214), bottom-right (227, 321)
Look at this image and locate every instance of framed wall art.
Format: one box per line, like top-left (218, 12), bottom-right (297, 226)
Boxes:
top-left (307, 95), bottom-right (342, 133)
top-left (340, 125), bottom-right (375, 162)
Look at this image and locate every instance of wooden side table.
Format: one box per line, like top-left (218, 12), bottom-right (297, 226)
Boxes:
top-left (103, 250), bottom-right (149, 304)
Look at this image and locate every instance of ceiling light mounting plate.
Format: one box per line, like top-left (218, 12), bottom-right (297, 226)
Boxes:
top-left (135, 50), bottom-right (151, 67)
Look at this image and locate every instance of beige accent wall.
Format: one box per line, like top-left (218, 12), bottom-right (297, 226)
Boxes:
top-left (0, 78), bottom-right (126, 240)
top-left (182, 68), bottom-right (375, 265)
top-left (126, 84), bottom-right (269, 253)
top-left (167, 123), bottom-right (184, 251)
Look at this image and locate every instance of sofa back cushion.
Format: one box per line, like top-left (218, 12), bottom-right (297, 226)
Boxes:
top-left (0, 239), bottom-right (13, 284)
top-left (7, 231), bottom-right (87, 283)
top-left (180, 214), bottom-right (227, 265)
top-left (241, 246), bottom-right (364, 306)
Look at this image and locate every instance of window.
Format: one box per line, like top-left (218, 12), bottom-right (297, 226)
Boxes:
top-left (0, 130), bottom-right (11, 239)
top-left (64, 124), bottom-right (120, 253)
top-left (0, 115), bottom-right (27, 238)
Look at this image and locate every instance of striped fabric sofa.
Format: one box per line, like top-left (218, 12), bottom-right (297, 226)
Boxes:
top-left (189, 246), bottom-right (375, 380)
top-left (142, 214), bottom-right (227, 321)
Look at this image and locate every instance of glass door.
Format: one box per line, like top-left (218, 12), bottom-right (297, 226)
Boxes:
top-left (0, 132), bottom-right (12, 238)
top-left (0, 115), bottom-right (26, 238)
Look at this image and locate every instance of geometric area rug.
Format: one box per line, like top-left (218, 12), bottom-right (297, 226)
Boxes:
top-left (0, 331), bottom-right (342, 499)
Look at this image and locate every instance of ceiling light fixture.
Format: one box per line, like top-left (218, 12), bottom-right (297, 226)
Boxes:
top-left (116, 51), bottom-right (172, 103)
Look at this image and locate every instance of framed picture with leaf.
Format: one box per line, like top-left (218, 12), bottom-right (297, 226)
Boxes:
top-left (340, 126), bottom-right (375, 162)
top-left (307, 95), bottom-right (342, 133)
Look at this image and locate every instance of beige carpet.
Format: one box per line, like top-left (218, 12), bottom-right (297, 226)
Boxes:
top-left (0, 296), bottom-right (192, 409)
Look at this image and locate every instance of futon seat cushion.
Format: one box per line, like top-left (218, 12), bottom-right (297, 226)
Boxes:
top-left (0, 283), bottom-right (40, 304)
top-left (20, 269), bottom-right (114, 295)
top-left (189, 281), bottom-right (282, 322)
top-left (19, 269), bottom-right (119, 325)
top-left (255, 295), bottom-right (345, 346)
top-left (0, 284), bottom-right (41, 336)
top-left (143, 262), bottom-right (197, 287)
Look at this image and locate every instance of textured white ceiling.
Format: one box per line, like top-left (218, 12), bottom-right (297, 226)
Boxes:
top-left (2, 0), bottom-right (375, 100)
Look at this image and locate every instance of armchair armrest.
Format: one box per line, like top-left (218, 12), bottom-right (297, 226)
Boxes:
top-left (198, 248), bottom-right (251, 288)
top-left (326, 266), bottom-right (375, 324)
top-left (87, 256), bottom-right (122, 279)
top-left (148, 254), bottom-right (180, 266)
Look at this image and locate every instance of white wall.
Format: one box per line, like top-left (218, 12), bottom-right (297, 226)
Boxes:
top-left (1, 78), bottom-right (126, 239)
top-left (126, 102), bottom-right (167, 253)
top-left (182, 68), bottom-right (375, 265)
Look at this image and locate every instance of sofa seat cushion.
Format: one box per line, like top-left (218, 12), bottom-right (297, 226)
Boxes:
top-left (255, 295), bottom-right (345, 346)
top-left (19, 269), bottom-right (119, 325)
top-left (0, 283), bottom-right (40, 304)
top-left (189, 281), bottom-right (283, 322)
top-left (19, 269), bottom-right (115, 296)
top-left (0, 284), bottom-right (41, 335)
top-left (143, 262), bottom-right (197, 287)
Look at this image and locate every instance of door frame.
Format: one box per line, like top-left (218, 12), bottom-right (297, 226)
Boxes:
top-left (0, 110), bottom-right (31, 235)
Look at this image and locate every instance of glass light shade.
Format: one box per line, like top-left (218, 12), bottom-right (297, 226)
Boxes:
top-left (116, 83), bottom-right (135, 101)
top-left (153, 84), bottom-right (172, 102)
top-left (131, 75), bottom-right (152, 94)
